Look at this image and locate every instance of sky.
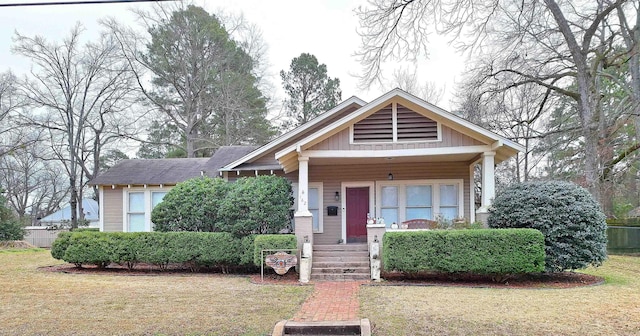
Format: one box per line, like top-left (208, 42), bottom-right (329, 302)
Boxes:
top-left (0, 0), bottom-right (466, 110)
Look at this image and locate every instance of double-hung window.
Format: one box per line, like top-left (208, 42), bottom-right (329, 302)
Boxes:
top-left (380, 186), bottom-right (399, 227)
top-left (291, 182), bottom-right (324, 233)
top-left (124, 188), bottom-right (169, 232)
top-left (377, 180), bottom-right (463, 226)
top-left (127, 192), bottom-right (146, 232)
top-left (405, 185), bottom-right (432, 220)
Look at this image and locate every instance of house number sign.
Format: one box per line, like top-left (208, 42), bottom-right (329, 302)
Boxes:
top-left (265, 252), bottom-right (297, 275)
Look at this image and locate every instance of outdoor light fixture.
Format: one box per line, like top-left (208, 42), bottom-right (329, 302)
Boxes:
top-left (388, 173), bottom-right (394, 180)
top-left (335, 191), bottom-right (340, 201)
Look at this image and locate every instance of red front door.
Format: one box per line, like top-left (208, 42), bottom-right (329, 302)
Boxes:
top-left (346, 187), bottom-right (369, 243)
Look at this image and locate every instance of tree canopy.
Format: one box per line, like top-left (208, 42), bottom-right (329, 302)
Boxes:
top-left (129, 5), bottom-right (275, 158)
top-left (280, 53), bottom-right (341, 130)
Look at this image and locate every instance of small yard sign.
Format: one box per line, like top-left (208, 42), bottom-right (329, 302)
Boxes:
top-left (265, 251), bottom-right (297, 275)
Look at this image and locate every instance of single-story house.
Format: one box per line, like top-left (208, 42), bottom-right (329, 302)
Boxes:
top-left (90, 88), bottom-right (523, 248)
top-left (25, 198), bottom-right (100, 247)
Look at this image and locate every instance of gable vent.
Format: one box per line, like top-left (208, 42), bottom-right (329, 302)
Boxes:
top-left (396, 104), bottom-right (438, 141)
top-left (353, 104), bottom-right (393, 142)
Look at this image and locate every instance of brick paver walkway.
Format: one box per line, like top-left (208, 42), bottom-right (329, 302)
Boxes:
top-left (293, 281), bottom-right (364, 322)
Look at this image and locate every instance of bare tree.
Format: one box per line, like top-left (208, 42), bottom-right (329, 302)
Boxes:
top-left (356, 0), bottom-right (636, 204)
top-left (0, 71), bottom-right (32, 158)
top-left (13, 25), bottom-right (140, 228)
top-left (381, 66), bottom-right (443, 104)
top-left (0, 140), bottom-right (69, 224)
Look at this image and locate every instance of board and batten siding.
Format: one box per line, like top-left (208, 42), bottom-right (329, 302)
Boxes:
top-left (308, 125), bottom-right (486, 151)
top-left (102, 187), bottom-right (123, 232)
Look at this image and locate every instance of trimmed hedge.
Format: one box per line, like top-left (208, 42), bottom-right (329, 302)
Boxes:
top-left (253, 234), bottom-right (297, 266)
top-left (51, 231), bottom-right (265, 270)
top-left (383, 229), bottom-right (545, 275)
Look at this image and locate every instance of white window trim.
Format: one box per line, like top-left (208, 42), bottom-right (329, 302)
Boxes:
top-left (122, 186), bottom-right (170, 232)
top-left (375, 179), bottom-right (464, 224)
top-left (349, 102), bottom-right (443, 145)
top-left (291, 182), bottom-right (324, 233)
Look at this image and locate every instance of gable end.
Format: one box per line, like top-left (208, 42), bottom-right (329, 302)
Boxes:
top-left (351, 102), bottom-right (440, 144)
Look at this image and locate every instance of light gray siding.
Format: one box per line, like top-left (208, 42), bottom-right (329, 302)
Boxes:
top-left (103, 187), bottom-right (123, 232)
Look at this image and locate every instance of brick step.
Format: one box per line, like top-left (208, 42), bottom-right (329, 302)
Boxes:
top-left (313, 244), bottom-right (368, 252)
top-left (313, 256), bottom-right (369, 263)
top-left (310, 273), bottom-right (370, 281)
top-left (312, 261), bottom-right (370, 268)
top-left (311, 266), bottom-right (369, 274)
top-left (273, 319), bottom-right (371, 336)
top-left (312, 251), bottom-right (369, 258)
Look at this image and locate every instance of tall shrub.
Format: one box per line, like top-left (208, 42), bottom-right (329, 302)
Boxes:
top-left (488, 181), bottom-right (607, 273)
top-left (0, 189), bottom-right (24, 241)
top-left (219, 175), bottom-right (293, 236)
top-left (152, 177), bottom-right (230, 232)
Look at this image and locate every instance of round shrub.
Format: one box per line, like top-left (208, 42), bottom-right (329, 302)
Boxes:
top-left (219, 175), bottom-right (293, 236)
top-left (488, 181), bottom-right (607, 273)
top-left (151, 177), bottom-right (230, 232)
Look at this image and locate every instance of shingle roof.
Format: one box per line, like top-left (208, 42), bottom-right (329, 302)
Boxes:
top-left (204, 145), bottom-right (257, 171)
top-left (89, 146), bottom-right (258, 186)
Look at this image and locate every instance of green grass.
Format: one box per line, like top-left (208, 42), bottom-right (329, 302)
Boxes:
top-left (360, 255), bottom-right (640, 335)
top-left (0, 249), bottom-right (312, 335)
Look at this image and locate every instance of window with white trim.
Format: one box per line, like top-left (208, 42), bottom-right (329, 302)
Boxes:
top-left (291, 182), bottom-right (324, 233)
top-left (124, 188), bottom-right (170, 232)
top-left (376, 180), bottom-right (463, 227)
top-left (127, 192), bottom-right (145, 232)
top-left (405, 185), bottom-right (433, 220)
top-left (380, 186), bottom-right (399, 228)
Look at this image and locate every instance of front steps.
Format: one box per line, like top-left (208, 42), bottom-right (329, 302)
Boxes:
top-left (272, 320), bottom-right (371, 336)
top-left (311, 244), bottom-right (370, 281)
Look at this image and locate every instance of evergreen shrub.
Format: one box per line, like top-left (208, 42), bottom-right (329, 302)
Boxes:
top-left (488, 181), bottom-right (608, 272)
top-left (383, 229), bottom-right (545, 275)
top-left (51, 231), bottom-right (255, 271)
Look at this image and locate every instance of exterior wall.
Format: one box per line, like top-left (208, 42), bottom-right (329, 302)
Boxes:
top-left (308, 125), bottom-right (486, 151)
top-left (305, 162), bottom-right (471, 245)
top-left (103, 187), bottom-right (124, 232)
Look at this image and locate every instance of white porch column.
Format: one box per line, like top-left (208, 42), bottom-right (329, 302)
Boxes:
top-left (294, 155), bottom-right (313, 278)
top-left (295, 156), bottom-right (312, 216)
top-left (478, 151), bottom-right (496, 216)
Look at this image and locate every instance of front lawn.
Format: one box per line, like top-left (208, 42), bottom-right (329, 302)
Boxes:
top-left (0, 249), bottom-right (312, 336)
top-left (360, 254), bottom-right (640, 335)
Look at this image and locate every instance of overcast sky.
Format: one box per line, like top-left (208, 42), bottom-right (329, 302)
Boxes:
top-left (0, 0), bottom-right (465, 110)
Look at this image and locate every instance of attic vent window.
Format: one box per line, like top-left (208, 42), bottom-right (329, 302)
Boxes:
top-left (353, 104), bottom-right (393, 142)
top-left (352, 103), bottom-right (439, 143)
top-left (396, 104), bottom-right (438, 141)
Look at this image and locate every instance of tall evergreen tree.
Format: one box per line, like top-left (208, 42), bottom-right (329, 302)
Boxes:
top-left (280, 53), bottom-right (341, 130)
top-left (137, 5), bottom-right (274, 157)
